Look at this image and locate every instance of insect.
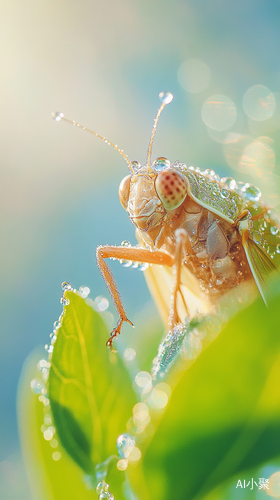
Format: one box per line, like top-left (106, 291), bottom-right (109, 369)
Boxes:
top-left (54, 91), bottom-right (280, 350)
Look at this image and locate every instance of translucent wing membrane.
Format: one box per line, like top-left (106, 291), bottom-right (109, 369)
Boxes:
top-left (243, 236), bottom-right (279, 305)
top-left (144, 264), bottom-right (211, 326)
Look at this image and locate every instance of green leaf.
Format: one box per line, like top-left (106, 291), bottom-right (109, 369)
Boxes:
top-left (17, 349), bottom-right (99, 500)
top-left (48, 291), bottom-right (137, 493)
top-left (139, 282), bottom-right (280, 500)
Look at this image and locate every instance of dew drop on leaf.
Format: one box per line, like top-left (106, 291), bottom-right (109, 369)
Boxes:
top-left (116, 433), bottom-right (135, 458)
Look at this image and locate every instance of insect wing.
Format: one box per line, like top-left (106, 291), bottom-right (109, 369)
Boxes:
top-left (144, 263), bottom-right (211, 326)
top-left (242, 236), bottom-right (279, 305)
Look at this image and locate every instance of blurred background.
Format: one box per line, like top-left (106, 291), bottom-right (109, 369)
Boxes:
top-left (1, 0), bottom-right (280, 497)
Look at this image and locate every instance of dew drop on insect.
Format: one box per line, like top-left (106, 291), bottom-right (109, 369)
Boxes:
top-left (202, 94), bottom-right (237, 131)
top-left (131, 160), bottom-right (142, 174)
top-left (138, 262), bottom-right (149, 271)
top-left (93, 296), bottom-right (109, 312)
top-left (159, 91), bottom-right (173, 104)
top-left (123, 348), bottom-right (136, 361)
top-left (121, 260), bottom-right (133, 268)
top-left (252, 231), bottom-right (262, 244)
top-left (244, 184), bottom-right (261, 202)
top-left (236, 181), bottom-right (246, 192)
top-left (30, 379), bottom-right (45, 394)
top-left (152, 157), bottom-right (171, 171)
top-left (222, 177), bottom-right (237, 190)
top-left (276, 244), bottom-right (280, 254)
top-left (243, 85), bottom-right (276, 121)
top-left (271, 226), bottom-right (279, 236)
top-left (121, 240), bottom-right (131, 247)
top-left (135, 371), bottom-right (152, 389)
top-left (221, 188), bottom-right (230, 199)
top-left (53, 111), bottom-right (64, 121)
top-left (117, 433), bottom-right (135, 458)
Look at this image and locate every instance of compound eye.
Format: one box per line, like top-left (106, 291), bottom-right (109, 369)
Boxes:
top-left (155, 169), bottom-right (188, 210)
top-left (119, 174), bottom-right (131, 210)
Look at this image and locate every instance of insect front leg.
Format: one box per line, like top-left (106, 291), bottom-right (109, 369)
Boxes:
top-left (96, 245), bottom-right (174, 350)
top-left (169, 228), bottom-right (191, 329)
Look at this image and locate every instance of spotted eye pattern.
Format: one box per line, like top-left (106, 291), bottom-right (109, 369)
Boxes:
top-left (155, 170), bottom-right (188, 210)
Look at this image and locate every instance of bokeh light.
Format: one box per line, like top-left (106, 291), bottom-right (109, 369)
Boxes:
top-left (243, 85), bottom-right (276, 121)
top-left (202, 94), bottom-right (237, 131)
top-left (178, 59), bottom-right (211, 94)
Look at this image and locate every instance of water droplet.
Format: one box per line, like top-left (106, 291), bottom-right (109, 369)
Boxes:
top-left (276, 244), bottom-right (280, 253)
top-left (252, 231), bottom-right (262, 244)
top-left (60, 297), bottom-right (70, 306)
top-left (37, 359), bottom-right (50, 371)
top-left (178, 59), bottom-right (211, 94)
top-left (30, 379), bottom-right (45, 394)
top-left (236, 181), bottom-right (246, 193)
top-left (181, 332), bottom-right (202, 360)
top-left (202, 94), bottom-right (237, 131)
top-left (123, 348), bottom-right (136, 361)
top-left (244, 184), bottom-right (261, 202)
top-left (61, 281), bottom-right (72, 291)
top-left (96, 482), bottom-right (109, 495)
top-left (271, 226), bottom-right (279, 235)
top-left (99, 492), bottom-right (112, 500)
top-left (243, 85), bottom-right (276, 121)
top-left (159, 91), bottom-right (173, 104)
top-left (79, 286), bottom-right (90, 298)
top-left (121, 240), bottom-right (131, 247)
top-left (128, 446), bottom-right (142, 463)
top-left (133, 403), bottom-right (149, 423)
top-left (53, 112), bottom-right (64, 121)
top-left (221, 188), bottom-right (230, 199)
top-left (222, 177), bottom-right (237, 190)
top-left (93, 296), bottom-right (109, 312)
top-left (130, 160), bottom-right (142, 174)
top-left (152, 157), bottom-right (171, 172)
top-left (117, 459), bottom-right (128, 471)
top-left (137, 262), bottom-right (149, 271)
top-left (52, 451), bottom-right (61, 461)
top-left (148, 388), bottom-right (169, 409)
top-left (96, 482), bottom-right (105, 495)
top-left (95, 462), bottom-right (108, 481)
top-left (44, 414), bottom-right (52, 425)
top-left (121, 260), bottom-right (133, 268)
top-left (135, 371), bottom-right (152, 389)
top-left (117, 433), bottom-right (135, 458)
top-left (44, 429), bottom-right (54, 441)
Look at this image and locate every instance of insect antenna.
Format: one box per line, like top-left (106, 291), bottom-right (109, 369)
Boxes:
top-left (52, 112), bottom-right (134, 173)
top-left (146, 91), bottom-right (174, 172)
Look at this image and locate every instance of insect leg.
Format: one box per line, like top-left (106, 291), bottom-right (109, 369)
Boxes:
top-left (168, 228), bottom-right (190, 329)
top-left (96, 245), bottom-right (174, 349)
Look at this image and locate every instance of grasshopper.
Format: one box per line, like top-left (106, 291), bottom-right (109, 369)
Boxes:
top-left (54, 92), bottom-right (280, 350)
